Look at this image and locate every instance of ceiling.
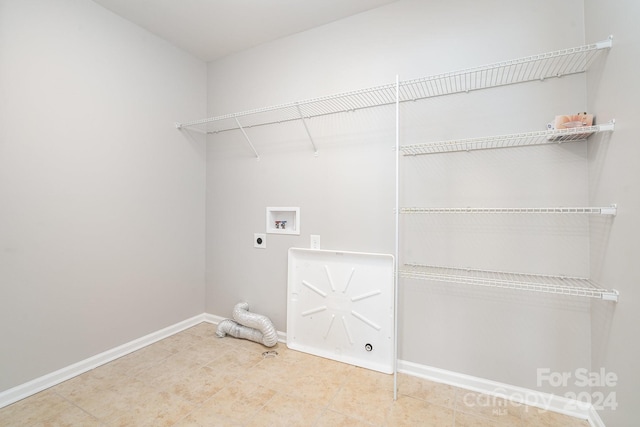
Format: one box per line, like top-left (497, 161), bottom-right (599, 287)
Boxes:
top-left (92, 0), bottom-right (399, 62)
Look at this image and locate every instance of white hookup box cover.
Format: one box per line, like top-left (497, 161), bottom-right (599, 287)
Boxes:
top-left (287, 248), bottom-right (395, 374)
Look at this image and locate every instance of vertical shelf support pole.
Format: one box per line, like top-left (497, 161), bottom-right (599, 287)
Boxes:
top-left (295, 104), bottom-right (319, 156)
top-left (234, 117), bottom-right (260, 160)
top-left (393, 75), bottom-right (400, 401)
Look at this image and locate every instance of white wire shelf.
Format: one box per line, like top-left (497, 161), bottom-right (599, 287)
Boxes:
top-left (176, 83), bottom-right (398, 134)
top-left (400, 264), bottom-right (619, 301)
top-left (176, 38), bottom-right (612, 135)
top-left (400, 205), bottom-right (617, 215)
top-left (400, 122), bottom-right (615, 156)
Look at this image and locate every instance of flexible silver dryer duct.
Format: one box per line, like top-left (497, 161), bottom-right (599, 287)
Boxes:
top-left (215, 302), bottom-right (278, 347)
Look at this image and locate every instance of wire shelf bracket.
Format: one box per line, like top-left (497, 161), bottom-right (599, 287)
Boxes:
top-left (295, 103), bottom-right (319, 156)
top-left (400, 264), bottom-right (619, 302)
top-left (235, 117), bottom-right (260, 160)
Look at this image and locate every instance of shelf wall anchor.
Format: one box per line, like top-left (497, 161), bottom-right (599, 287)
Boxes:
top-left (601, 204), bottom-right (617, 216)
top-left (602, 289), bottom-right (619, 302)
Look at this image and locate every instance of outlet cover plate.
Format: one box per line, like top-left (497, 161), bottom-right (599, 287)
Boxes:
top-left (254, 233), bottom-right (266, 249)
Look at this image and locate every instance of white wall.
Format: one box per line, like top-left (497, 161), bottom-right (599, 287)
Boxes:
top-left (0, 0), bottom-right (207, 392)
top-left (206, 0), bottom-right (594, 395)
top-left (585, 1), bottom-right (640, 425)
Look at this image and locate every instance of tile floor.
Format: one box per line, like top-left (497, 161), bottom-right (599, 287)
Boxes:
top-left (0, 322), bottom-right (591, 426)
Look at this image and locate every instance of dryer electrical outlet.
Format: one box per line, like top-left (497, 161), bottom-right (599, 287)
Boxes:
top-left (287, 248), bottom-right (394, 374)
top-left (254, 233), bottom-right (266, 249)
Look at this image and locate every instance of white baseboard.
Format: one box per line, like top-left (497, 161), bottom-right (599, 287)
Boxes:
top-left (202, 313), bottom-right (225, 324)
top-left (397, 360), bottom-right (601, 424)
top-left (587, 405), bottom-right (606, 427)
top-left (0, 314), bottom-right (206, 409)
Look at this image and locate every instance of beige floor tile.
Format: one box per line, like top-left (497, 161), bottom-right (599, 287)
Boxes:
top-left (179, 341), bottom-right (231, 365)
top-left (455, 389), bottom-right (523, 425)
top-left (150, 364), bottom-right (237, 404)
top-left (100, 385), bottom-right (195, 427)
top-left (521, 406), bottom-right (590, 427)
top-left (182, 322), bottom-right (219, 339)
top-left (80, 378), bottom-right (150, 419)
top-left (204, 347), bottom-right (264, 377)
top-left (185, 379), bottom-right (276, 424)
top-left (175, 414), bottom-right (242, 427)
top-left (106, 343), bottom-right (173, 377)
top-left (37, 407), bottom-right (102, 427)
top-left (274, 350), bottom-right (354, 406)
top-left (386, 395), bottom-right (454, 427)
top-left (397, 373), bottom-right (458, 408)
top-left (147, 330), bottom-right (206, 354)
top-left (0, 389), bottom-right (100, 427)
top-left (329, 379), bottom-right (394, 425)
top-left (314, 409), bottom-right (379, 427)
top-left (63, 374), bottom-right (189, 424)
top-left (53, 370), bottom-right (139, 418)
top-left (51, 365), bottom-right (131, 407)
top-left (193, 334), bottom-right (236, 355)
top-left (285, 349), bottom-right (354, 376)
top-left (247, 372), bottom-right (298, 399)
top-left (454, 411), bottom-right (520, 427)
top-left (249, 347), bottom-right (348, 382)
top-left (248, 392), bottom-right (325, 426)
top-left (136, 344), bottom-right (222, 384)
top-left (278, 373), bottom-right (344, 408)
top-left (267, 344), bottom-right (308, 361)
top-left (246, 352), bottom-right (345, 407)
top-left (245, 352), bottom-right (302, 387)
top-left (345, 366), bottom-right (395, 392)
